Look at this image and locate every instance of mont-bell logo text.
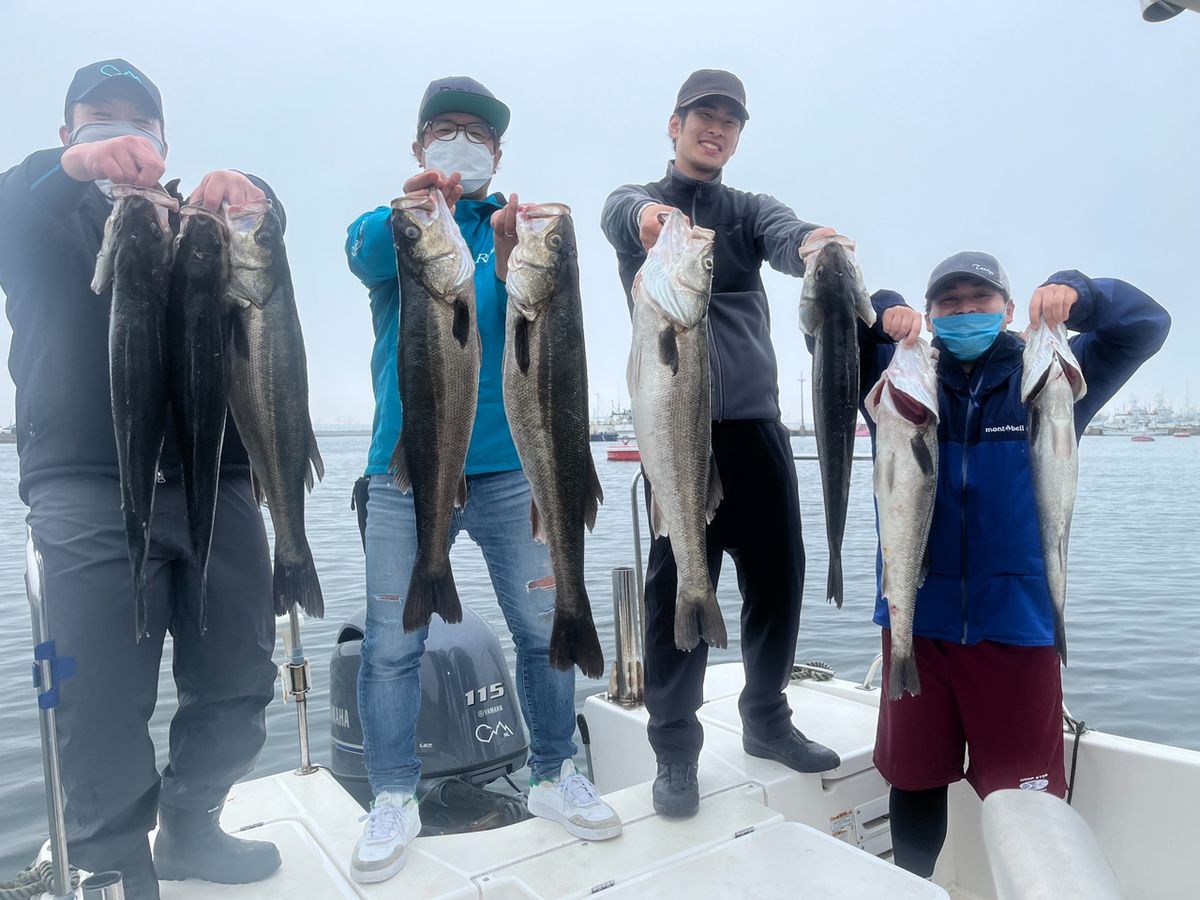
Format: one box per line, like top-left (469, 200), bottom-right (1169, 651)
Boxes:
top-left (984, 423), bottom-right (1025, 434)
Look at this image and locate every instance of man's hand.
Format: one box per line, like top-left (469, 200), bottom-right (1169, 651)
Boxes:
top-left (60, 136), bottom-right (165, 188)
top-left (799, 226), bottom-right (856, 263)
top-left (1028, 284), bottom-right (1078, 330)
top-left (882, 305), bottom-right (925, 348)
top-left (491, 193), bottom-right (519, 282)
top-left (403, 169), bottom-right (463, 210)
top-left (638, 203), bottom-right (682, 250)
top-left (187, 171), bottom-right (266, 211)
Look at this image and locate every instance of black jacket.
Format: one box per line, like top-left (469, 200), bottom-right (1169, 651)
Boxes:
top-left (0, 147), bottom-right (284, 502)
top-left (601, 163), bottom-right (817, 421)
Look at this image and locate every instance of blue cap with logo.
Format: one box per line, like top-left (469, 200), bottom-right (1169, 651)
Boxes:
top-left (418, 76), bottom-right (511, 137)
top-left (64, 59), bottom-right (163, 123)
top-left (925, 251), bottom-right (1011, 303)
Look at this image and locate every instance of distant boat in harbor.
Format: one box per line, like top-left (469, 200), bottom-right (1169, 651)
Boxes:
top-left (1131, 434), bottom-right (1155, 443)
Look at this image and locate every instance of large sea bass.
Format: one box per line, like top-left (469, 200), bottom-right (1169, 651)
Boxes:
top-left (167, 205), bottom-right (231, 629)
top-left (628, 209), bottom-right (726, 652)
top-left (390, 189), bottom-right (480, 631)
top-left (225, 198), bottom-right (325, 618)
top-left (93, 185), bottom-right (178, 639)
top-left (503, 203), bottom-right (605, 678)
top-left (865, 339), bottom-right (940, 699)
top-left (1020, 321), bottom-right (1086, 664)
top-left (799, 239), bottom-right (876, 609)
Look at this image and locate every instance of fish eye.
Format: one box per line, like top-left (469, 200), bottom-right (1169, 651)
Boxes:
top-left (254, 228), bottom-right (275, 246)
top-left (404, 225), bottom-right (421, 241)
top-left (702, 256), bottom-right (713, 270)
top-left (546, 234), bottom-right (562, 250)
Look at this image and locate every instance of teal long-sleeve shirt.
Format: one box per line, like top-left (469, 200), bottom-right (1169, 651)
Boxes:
top-left (345, 194), bottom-right (521, 477)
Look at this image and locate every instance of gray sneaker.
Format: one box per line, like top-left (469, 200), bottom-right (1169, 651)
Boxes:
top-left (350, 791), bottom-right (421, 884)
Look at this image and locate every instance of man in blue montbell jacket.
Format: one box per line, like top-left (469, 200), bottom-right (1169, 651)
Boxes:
top-left (861, 251), bottom-right (1170, 878)
top-left (342, 77), bottom-right (621, 884)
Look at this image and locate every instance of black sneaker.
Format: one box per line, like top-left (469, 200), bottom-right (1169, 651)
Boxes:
top-left (652, 762), bottom-right (699, 818)
top-left (743, 726), bottom-right (841, 773)
top-left (154, 804), bottom-right (281, 884)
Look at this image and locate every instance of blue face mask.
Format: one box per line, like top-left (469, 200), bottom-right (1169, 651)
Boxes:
top-left (932, 311), bottom-right (1005, 361)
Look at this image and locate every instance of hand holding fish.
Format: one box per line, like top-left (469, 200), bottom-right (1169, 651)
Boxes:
top-left (61, 135), bottom-right (165, 188)
top-left (882, 305), bottom-right (925, 348)
top-left (186, 171), bottom-right (265, 212)
top-left (403, 168), bottom-right (463, 211)
top-left (490, 192), bottom-right (519, 281)
top-left (637, 202), bottom-right (682, 250)
top-left (1028, 284), bottom-right (1078, 330)
top-left (799, 226), bottom-right (856, 263)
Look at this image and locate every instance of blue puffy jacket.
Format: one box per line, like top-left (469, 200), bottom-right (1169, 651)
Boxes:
top-left (345, 195), bottom-right (521, 478)
top-left (861, 271), bottom-right (1170, 646)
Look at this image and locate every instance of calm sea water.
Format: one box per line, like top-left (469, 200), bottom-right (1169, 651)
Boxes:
top-left (1, 434), bottom-right (1197, 874)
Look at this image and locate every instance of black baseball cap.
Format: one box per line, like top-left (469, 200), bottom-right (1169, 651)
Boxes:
top-left (418, 76), bottom-right (511, 137)
top-left (925, 251), bottom-right (1011, 304)
top-left (64, 58), bottom-right (163, 123)
top-left (675, 69), bottom-right (749, 121)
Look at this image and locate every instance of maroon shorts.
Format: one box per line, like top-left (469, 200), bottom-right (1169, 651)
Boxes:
top-left (873, 630), bottom-right (1066, 798)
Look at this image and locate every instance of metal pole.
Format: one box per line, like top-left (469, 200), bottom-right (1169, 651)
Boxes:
top-left (25, 528), bottom-right (74, 900)
top-left (608, 567), bottom-right (644, 706)
top-left (80, 870), bottom-right (125, 899)
top-left (279, 607), bottom-right (316, 775)
top-left (799, 374), bottom-right (806, 434)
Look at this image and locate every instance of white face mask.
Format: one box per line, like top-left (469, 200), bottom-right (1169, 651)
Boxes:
top-left (423, 135), bottom-right (495, 194)
top-left (68, 120), bottom-right (166, 197)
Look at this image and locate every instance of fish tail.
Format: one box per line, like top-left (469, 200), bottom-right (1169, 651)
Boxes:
top-left (273, 548), bottom-right (324, 619)
top-left (674, 585), bottom-right (727, 652)
top-left (888, 650), bottom-right (921, 700)
top-left (549, 594), bottom-right (604, 679)
top-left (827, 554), bottom-right (844, 609)
top-left (403, 558), bottom-right (461, 631)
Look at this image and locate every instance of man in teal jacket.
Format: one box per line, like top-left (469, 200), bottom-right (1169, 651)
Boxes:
top-left (343, 77), bottom-right (621, 884)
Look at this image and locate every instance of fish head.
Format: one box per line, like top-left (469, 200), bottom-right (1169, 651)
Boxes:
top-left (224, 199), bottom-right (281, 308)
top-left (866, 339), bottom-right (940, 429)
top-left (390, 189), bottom-right (473, 301)
top-left (1021, 321), bottom-right (1087, 403)
top-left (176, 205), bottom-right (230, 284)
top-left (635, 209), bottom-right (714, 328)
top-left (506, 202), bottom-right (575, 319)
top-left (92, 186), bottom-right (178, 294)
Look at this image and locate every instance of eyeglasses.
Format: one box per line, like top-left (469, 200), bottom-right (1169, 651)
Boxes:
top-left (424, 120), bottom-right (496, 145)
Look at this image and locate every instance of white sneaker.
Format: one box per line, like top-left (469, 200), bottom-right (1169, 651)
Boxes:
top-left (350, 791), bottom-right (421, 884)
top-left (527, 759), bottom-right (623, 841)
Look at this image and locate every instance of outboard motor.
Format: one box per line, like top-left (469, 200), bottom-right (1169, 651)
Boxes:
top-left (330, 605), bottom-right (528, 808)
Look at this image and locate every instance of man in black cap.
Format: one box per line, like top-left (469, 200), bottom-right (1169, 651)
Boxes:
top-left (344, 76), bottom-right (620, 885)
top-left (601, 69), bottom-right (849, 818)
top-left (860, 252), bottom-right (1169, 877)
top-left (0, 59), bottom-right (285, 897)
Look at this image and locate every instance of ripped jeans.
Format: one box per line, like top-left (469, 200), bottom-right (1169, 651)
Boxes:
top-left (358, 471), bottom-right (577, 794)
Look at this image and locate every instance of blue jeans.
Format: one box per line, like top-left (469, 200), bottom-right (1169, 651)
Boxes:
top-left (358, 470), bottom-right (577, 794)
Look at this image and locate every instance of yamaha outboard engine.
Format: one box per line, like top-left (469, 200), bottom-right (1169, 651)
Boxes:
top-left (330, 605), bottom-right (528, 808)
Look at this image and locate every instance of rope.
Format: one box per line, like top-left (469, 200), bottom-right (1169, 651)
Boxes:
top-left (0, 859), bottom-right (81, 900)
top-left (791, 660), bottom-right (835, 682)
top-left (1063, 713), bottom-right (1088, 805)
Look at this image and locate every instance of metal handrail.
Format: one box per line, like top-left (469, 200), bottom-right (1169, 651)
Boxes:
top-left (858, 653), bottom-right (885, 691)
top-left (279, 608), bottom-right (316, 776)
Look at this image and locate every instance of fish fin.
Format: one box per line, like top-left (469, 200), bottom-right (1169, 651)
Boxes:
top-left (658, 325), bottom-right (679, 376)
top-left (530, 497), bottom-right (547, 543)
top-left (584, 455), bottom-right (603, 532)
top-left (919, 541), bottom-right (931, 588)
top-left (1054, 607), bottom-right (1069, 667)
top-left (452, 297), bottom-right (471, 348)
top-left (888, 651), bottom-right (922, 700)
top-left (403, 559), bottom-right (461, 631)
top-left (649, 493), bottom-right (668, 539)
top-left (515, 316), bottom-right (531, 375)
top-left (911, 433), bottom-right (935, 478)
top-left (250, 471), bottom-right (266, 507)
top-left (827, 555), bottom-right (844, 609)
top-left (306, 423), bottom-right (325, 488)
top-left (456, 473), bottom-right (469, 509)
top-left (706, 455), bottom-right (724, 524)
top-left (273, 548), bottom-right (324, 619)
top-left (549, 595), bottom-right (605, 679)
top-left (674, 584), bottom-right (727, 652)
top-left (389, 438), bottom-right (412, 492)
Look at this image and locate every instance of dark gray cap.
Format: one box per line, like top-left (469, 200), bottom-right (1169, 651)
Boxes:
top-left (65, 58), bottom-right (163, 123)
top-left (418, 76), bottom-right (511, 136)
top-left (675, 69), bottom-right (749, 121)
top-left (926, 251), bottom-right (1010, 302)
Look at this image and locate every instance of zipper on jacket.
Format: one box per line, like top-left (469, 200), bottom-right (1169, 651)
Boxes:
top-left (958, 372), bottom-right (985, 644)
top-left (692, 184), bottom-right (725, 421)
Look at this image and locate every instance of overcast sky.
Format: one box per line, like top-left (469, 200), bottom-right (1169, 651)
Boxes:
top-left (2, 0), bottom-right (1196, 427)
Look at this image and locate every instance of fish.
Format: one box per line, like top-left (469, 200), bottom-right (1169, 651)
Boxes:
top-left (503, 202), bottom-right (605, 678)
top-left (628, 209), bottom-right (726, 652)
top-left (389, 188), bottom-right (480, 632)
top-left (799, 239), bottom-right (876, 609)
top-left (225, 198), bottom-right (325, 618)
top-left (167, 205), bottom-right (231, 630)
top-left (93, 185), bottom-right (178, 640)
top-left (865, 339), bottom-right (940, 699)
top-left (1020, 321), bottom-right (1087, 665)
